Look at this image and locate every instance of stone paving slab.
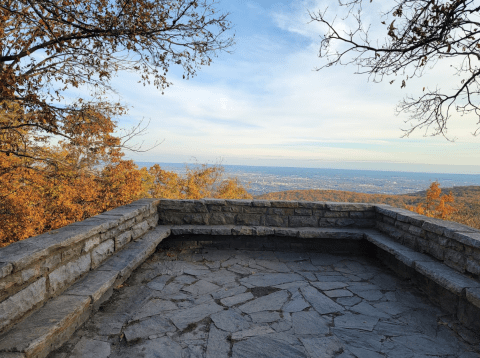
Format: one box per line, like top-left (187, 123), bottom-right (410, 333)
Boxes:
top-left (47, 247), bottom-right (480, 358)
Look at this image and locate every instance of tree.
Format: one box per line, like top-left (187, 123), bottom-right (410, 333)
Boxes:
top-left (408, 181), bottom-right (456, 219)
top-left (0, 0), bottom-right (233, 162)
top-left (310, 0), bottom-right (480, 137)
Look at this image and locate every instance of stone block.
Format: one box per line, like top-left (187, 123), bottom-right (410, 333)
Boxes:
top-left (147, 213), bottom-right (159, 228)
top-left (402, 233), bottom-right (417, 249)
top-left (421, 218), bottom-right (447, 235)
top-left (466, 259), bottom-right (480, 276)
top-left (0, 263), bottom-right (13, 279)
top-left (0, 295), bottom-right (91, 358)
top-left (451, 232), bottom-right (480, 249)
top-left (354, 219), bottom-right (376, 228)
top-left (83, 235), bottom-right (100, 253)
top-left (383, 216), bottom-right (396, 225)
top-left (375, 205), bottom-right (397, 218)
top-left (65, 270), bottom-right (118, 305)
top-left (408, 225), bottom-right (424, 237)
top-left (21, 267), bottom-right (39, 283)
top-left (274, 228), bottom-right (299, 237)
top-left (297, 201), bottom-right (326, 209)
top-left (232, 226), bottom-right (254, 236)
top-left (61, 244), bottom-right (83, 262)
top-left (327, 202), bottom-right (373, 211)
top-left (414, 261), bottom-right (480, 295)
top-left (202, 198), bottom-right (227, 206)
top-left (225, 199), bottom-right (253, 207)
top-left (349, 211), bottom-right (364, 219)
top-left (324, 211), bottom-right (349, 218)
top-left (466, 287), bottom-right (480, 308)
top-left (289, 215), bottom-right (318, 227)
top-left (252, 226), bottom-right (275, 236)
top-left (236, 214), bottom-right (264, 226)
top-left (183, 213), bottom-right (208, 225)
top-left (0, 277), bottom-right (46, 332)
top-left (445, 249), bottom-right (466, 266)
top-left (131, 220), bottom-right (149, 240)
top-left (243, 206), bottom-right (267, 214)
top-left (334, 218), bottom-right (355, 227)
top-left (183, 201), bottom-right (208, 213)
top-left (394, 221), bottom-right (410, 232)
top-left (115, 230), bottom-right (132, 250)
top-left (266, 208), bottom-right (293, 216)
top-left (158, 212), bottom-right (185, 225)
top-left (158, 199), bottom-right (185, 211)
top-left (41, 253), bottom-right (61, 273)
top-left (252, 200), bottom-right (271, 207)
top-left (48, 254), bottom-right (91, 295)
top-left (269, 201), bottom-right (298, 208)
top-left (91, 240), bottom-right (115, 268)
top-left (211, 226), bottom-right (234, 235)
top-left (209, 212), bottom-right (236, 225)
top-left (265, 215), bottom-right (288, 227)
top-left (428, 242), bottom-right (445, 260)
top-left (294, 208), bottom-right (313, 216)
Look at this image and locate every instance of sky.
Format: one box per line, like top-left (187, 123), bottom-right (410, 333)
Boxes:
top-left (108, 0), bottom-right (480, 174)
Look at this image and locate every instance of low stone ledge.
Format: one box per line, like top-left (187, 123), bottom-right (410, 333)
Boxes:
top-left (97, 226), bottom-right (171, 285)
top-left (0, 295), bottom-right (91, 358)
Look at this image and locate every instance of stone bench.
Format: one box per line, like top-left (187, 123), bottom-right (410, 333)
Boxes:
top-left (0, 199), bottom-right (479, 358)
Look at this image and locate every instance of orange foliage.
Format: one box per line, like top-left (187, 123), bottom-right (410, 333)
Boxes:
top-left (407, 181), bottom-right (457, 220)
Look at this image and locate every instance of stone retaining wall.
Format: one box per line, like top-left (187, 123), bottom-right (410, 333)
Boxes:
top-left (0, 199), bottom-right (159, 334)
top-left (374, 205), bottom-right (480, 278)
top-left (158, 199), bottom-right (376, 228)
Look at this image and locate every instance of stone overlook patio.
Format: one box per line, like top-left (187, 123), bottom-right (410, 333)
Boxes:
top-left (48, 244), bottom-right (480, 358)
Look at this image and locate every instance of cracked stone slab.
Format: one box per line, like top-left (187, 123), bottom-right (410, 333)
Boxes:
top-left (238, 290), bottom-right (289, 314)
top-left (182, 280), bottom-right (220, 296)
top-left (205, 325), bottom-right (230, 358)
top-left (211, 309), bottom-right (251, 332)
top-left (124, 315), bottom-right (176, 342)
top-left (282, 290), bottom-right (310, 313)
top-left (131, 299), bottom-right (178, 321)
top-left (211, 284), bottom-right (247, 300)
top-left (334, 313), bottom-right (379, 331)
top-left (292, 311), bottom-right (330, 335)
top-left (231, 326), bottom-right (275, 340)
top-left (248, 311), bottom-right (281, 323)
top-left (324, 289), bottom-right (354, 298)
top-left (300, 336), bottom-right (344, 358)
top-left (69, 338), bottom-right (110, 358)
top-left (168, 302), bottom-right (223, 330)
top-left (220, 292), bottom-right (254, 307)
top-left (239, 273), bottom-right (304, 287)
top-left (311, 281), bottom-right (348, 291)
top-left (300, 285), bottom-right (344, 314)
top-left (231, 335), bottom-right (307, 357)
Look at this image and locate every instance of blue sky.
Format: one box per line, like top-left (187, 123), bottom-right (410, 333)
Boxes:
top-left (110, 0), bottom-right (480, 174)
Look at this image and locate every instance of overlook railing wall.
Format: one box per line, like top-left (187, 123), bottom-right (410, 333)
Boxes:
top-left (0, 199), bottom-right (480, 358)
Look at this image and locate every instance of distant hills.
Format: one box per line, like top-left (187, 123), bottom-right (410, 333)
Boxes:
top-left (256, 186), bottom-right (480, 230)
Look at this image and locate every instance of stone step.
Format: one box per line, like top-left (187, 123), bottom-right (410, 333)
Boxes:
top-left (364, 231), bottom-right (480, 309)
top-left (0, 226), bottom-right (171, 358)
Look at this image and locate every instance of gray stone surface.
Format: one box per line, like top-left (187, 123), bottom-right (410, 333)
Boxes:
top-left (48, 246), bottom-right (480, 358)
top-left (49, 254), bottom-right (91, 294)
top-left (231, 335), bottom-right (307, 358)
top-left (65, 270), bottom-right (117, 304)
top-left (168, 302), bottom-right (223, 330)
top-left (211, 309), bottom-right (251, 332)
top-left (205, 325), bottom-right (230, 358)
top-left (238, 290), bottom-right (289, 313)
top-left (300, 285), bottom-right (344, 314)
top-left (292, 310), bottom-right (330, 335)
top-left (69, 338), bottom-right (110, 358)
top-left (220, 292), bottom-right (254, 307)
top-left (0, 277), bottom-right (46, 331)
top-left (124, 316), bottom-right (176, 341)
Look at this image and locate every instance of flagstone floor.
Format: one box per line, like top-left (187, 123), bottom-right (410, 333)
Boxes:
top-left (49, 247), bottom-right (480, 358)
